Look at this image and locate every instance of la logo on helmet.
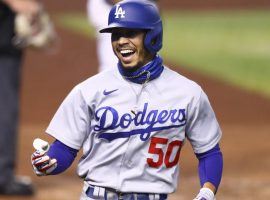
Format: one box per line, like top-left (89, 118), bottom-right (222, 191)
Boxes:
top-left (115, 5), bottom-right (125, 19)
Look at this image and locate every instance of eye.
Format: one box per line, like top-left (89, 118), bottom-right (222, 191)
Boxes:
top-left (111, 29), bottom-right (143, 41)
top-left (111, 32), bottom-right (121, 41)
top-left (125, 30), bottom-right (139, 38)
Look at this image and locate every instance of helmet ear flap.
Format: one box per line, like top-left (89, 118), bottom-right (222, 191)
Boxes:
top-left (144, 22), bottom-right (163, 54)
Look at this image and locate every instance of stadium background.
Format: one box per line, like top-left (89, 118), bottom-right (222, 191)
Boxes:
top-left (1, 0), bottom-right (269, 199)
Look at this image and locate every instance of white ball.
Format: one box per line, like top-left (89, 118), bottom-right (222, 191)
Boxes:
top-left (33, 138), bottom-right (50, 152)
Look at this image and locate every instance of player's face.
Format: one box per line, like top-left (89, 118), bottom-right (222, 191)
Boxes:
top-left (111, 28), bottom-right (154, 69)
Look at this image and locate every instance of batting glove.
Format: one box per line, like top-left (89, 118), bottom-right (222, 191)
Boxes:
top-left (193, 188), bottom-right (216, 200)
top-left (31, 150), bottom-right (57, 176)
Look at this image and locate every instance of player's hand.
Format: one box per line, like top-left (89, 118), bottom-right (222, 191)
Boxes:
top-left (193, 188), bottom-right (216, 200)
top-left (31, 150), bottom-right (57, 176)
top-left (13, 10), bottom-right (57, 49)
top-left (31, 138), bottom-right (57, 176)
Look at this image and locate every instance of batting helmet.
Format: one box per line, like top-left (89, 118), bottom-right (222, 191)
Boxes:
top-left (99, 0), bottom-right (163, 54)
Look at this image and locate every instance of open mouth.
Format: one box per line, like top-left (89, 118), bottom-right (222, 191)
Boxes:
top-left (120, 49), bottom-right (135, 57)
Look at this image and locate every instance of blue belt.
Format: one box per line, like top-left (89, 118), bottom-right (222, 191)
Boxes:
top-left (85, 185), bottom-right (168, 200)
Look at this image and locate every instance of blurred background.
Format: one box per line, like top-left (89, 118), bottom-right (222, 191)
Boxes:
top-left (1, 0), bottom-right (269, 199)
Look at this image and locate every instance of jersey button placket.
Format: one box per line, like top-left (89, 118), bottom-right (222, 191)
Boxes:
top-left (120, 82), bottom-right (148, 190)
top-left (117, 105), bottom-right (137, 190)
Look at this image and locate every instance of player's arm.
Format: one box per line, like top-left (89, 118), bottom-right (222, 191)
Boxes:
top-left (185, 88), bottom-right (223, 199)
top-left (30, 85), bottom-right (89, 176)
top-left (31, 139), bottom-right (79, 176)
top-left (1, 0), bottom-right (41, 15)
top-left (193, 143), bottom-right (223, 200)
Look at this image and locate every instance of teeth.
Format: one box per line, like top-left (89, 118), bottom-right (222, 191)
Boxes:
top-left (120, 49), bottom-right (134, 54)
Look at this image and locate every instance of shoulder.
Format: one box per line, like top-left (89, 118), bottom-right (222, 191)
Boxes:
top-left (161, 66), bottom-right (203, 96)
top-left (77, 68), bottom-right (116, 87)
top-left (70, 67), bottom-right (119, 98)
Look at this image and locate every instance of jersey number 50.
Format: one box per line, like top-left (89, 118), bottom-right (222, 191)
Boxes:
top-left (147, 137), bottom-right (183, 168)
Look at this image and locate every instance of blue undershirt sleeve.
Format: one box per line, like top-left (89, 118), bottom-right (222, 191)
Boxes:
top-left (47, 140), bottom-right (79, 175)
top-left (195, 143), bottom-right (223, 191)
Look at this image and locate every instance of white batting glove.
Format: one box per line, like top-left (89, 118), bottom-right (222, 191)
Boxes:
top-left (31, 150), bottom-right (57, 176)
top-left (31, 138), bottom-right (57, 176)
top-left (193, 188), bottom-right (216, 200)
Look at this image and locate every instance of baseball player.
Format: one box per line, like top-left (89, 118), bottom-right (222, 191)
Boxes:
top-left (31, 1), bottom-right (223, 200)
top-left (87, 0), bottom-right (159, 72)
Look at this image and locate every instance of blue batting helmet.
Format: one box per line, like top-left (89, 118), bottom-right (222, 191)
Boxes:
top-left (99, 0), bottom-right (163, 54)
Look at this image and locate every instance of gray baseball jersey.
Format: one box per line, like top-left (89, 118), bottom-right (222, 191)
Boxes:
top-left (46, 66), bottom-right (221, 194)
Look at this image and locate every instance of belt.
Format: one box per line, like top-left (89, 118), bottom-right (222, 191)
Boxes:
top-left (84, 184), bottom-right (168, 200)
